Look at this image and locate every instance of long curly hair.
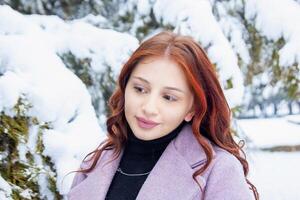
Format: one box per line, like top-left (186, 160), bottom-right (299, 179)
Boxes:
top-left (78, 31), bottom-right (259, 199)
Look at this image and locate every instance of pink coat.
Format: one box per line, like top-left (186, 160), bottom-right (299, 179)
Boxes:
top-left (67, 124), bottom-right (254, 200)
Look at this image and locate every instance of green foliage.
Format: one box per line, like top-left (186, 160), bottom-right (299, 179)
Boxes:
top-left (99, 65), bottom-right (117, 115)
top-left (231, 105), bottom-right (243, 118)
top-left (0, 110), bottom-right (40, 199)
top-left (225, 78), bottom-right (234, 90)
top-left (0, 97), bottom-right (61, 199)
top-left (136, 9), bottom-right (160, 40)
top-left (0, 113), bottom-right (28, 143)
top-left (285, 64), bottom-right (299, 99)
top-left (59, 52), bottom-right (93, 86)
top-left (221, 0), bottom-right (300, 117)
top-left (58, 51), bottom-right (116, 117)
top-left (119, 10), bottom-right (134, 24)
top-left (5, 0), bottom-right (108, 20)
top-left (48, 174), bottom-right (62, 200)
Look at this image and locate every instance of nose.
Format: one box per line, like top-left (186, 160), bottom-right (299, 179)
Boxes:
top-left (141, 95), bottom-right (159, 116)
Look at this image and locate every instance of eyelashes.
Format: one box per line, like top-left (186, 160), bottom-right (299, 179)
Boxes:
top-left (133, 86), bottom-right (178, 102)
top-left (133, 86), bottom-right (146, 93)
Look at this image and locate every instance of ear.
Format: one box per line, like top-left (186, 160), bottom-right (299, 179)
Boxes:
top-left (184, 110), bottom-right (195, 122)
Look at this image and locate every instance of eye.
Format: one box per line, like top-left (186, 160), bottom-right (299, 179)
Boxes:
top-left (164, 95), bottom-right (177, 102)
top-left (133, 86), bottom-right (146, 94)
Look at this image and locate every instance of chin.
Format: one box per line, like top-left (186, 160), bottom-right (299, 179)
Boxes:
top-left (134, 133), bottom-right (148, 140)
top-left (133, 130), bottom-right (154, 141)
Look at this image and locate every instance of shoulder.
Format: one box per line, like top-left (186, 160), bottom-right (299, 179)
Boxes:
top-left (202, 146), bottom-right (254, 200)
top-left (167, 124), bottom-right (254, 199)
top-left (174, 123), bottom-right (244, 172)
top-left (69, 149), bottom-right (111, 189)
top-left (211, 146), bottom-right (244, 173)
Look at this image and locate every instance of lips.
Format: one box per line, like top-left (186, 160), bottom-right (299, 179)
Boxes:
top-left (136, 116), bottom-right (159, 129)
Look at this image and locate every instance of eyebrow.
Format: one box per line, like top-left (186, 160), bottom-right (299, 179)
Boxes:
top-left (132, 76), bottom-right (185, 94)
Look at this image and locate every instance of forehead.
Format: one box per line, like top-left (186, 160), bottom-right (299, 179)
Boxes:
top-left (130, 57), bottom-right (190, 90)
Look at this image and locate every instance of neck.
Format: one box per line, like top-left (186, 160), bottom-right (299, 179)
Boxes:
top-left (125, 121), bottom-right (186, 156)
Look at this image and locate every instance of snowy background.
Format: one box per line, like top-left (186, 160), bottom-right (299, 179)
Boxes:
top-left (0, 0), bottom-right (299, 199)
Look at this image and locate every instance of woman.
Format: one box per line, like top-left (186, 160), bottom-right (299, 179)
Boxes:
top-left (67, 31), bottom-right (259, 200)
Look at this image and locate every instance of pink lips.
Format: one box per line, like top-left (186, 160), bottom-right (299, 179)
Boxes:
top-left (136, 116), bottom-right (159, 129)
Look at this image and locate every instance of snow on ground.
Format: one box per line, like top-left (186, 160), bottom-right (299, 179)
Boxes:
top-left (248, 151), bottom-right (300, 200)
top-left (239, 115), bottom-right (300, 199)
top-left (238, 115), bottom-right (300, 148)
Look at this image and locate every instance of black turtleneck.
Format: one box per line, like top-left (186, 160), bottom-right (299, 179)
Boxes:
top-left (105, 121), bottom-right (186, 200)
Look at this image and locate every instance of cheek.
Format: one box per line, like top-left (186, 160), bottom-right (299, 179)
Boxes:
top-left (124, 89), bottom-right (139, 113)
top-left (162, 105), bottom-right (187, 121)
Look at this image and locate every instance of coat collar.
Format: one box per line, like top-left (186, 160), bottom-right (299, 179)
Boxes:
top-left (68, 123), bottom-right (214, 200)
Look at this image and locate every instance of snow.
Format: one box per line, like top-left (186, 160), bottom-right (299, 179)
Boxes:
top-left (0, 2), bottom-right (300, 199)
top-left (238, 115), bottom-right (300, 148)
top-left (248, 151), bottom-right (300, 200)
top-left (153, 0), bottom-right (245, 108)
top-left (218, 14), bottom-right (251, 65)
top-left (0, 5), bottom-right (138, 195)
top-left (137, 0), bottom-right (152, 16)
top-left (0, 32), bottom-right (104, 194)
top-left (237, 115), bottom-right (300, 199)
top-left (245, 0), bottom-right (300, 67)
top-left (0, 176), bottom-right (12, 199)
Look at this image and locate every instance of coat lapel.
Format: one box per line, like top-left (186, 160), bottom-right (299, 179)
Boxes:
top-left (136, 124), bottom-right (209, 200)
top-left (68, 149), bottom-right (124, 200)
top-left (68, 123), bottom-right (212, 200)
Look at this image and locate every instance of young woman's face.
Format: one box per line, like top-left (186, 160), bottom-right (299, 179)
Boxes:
top-left (124, 56), bottom-right (195, 141)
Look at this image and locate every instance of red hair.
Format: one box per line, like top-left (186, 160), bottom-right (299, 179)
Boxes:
top-left (79, 31), bottom-right (259, 199)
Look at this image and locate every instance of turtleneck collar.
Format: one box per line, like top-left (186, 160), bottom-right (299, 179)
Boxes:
top-left (125, 121), bottom-right (186, 156)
